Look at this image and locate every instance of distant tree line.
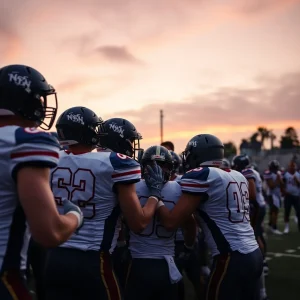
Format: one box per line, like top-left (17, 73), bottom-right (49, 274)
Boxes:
top-left (223, 126), bottom-right (300, 157)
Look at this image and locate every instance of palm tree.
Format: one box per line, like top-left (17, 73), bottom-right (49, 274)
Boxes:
top-left (257, 127), bottom-right (271, 150)
top-left (269, 130), bottom-right (276, 150)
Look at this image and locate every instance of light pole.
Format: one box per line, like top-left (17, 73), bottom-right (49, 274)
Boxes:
top-left (160, 109), bottom-right (164, 144)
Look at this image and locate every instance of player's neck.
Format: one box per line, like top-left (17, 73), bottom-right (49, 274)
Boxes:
top-left (68, 144), bottom-right (94, 154)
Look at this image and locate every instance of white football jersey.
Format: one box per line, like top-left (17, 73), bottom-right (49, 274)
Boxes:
top-left (263, 170), bottom-right (282, 198)
top-left (0, 126), bottom-right (60, 272)
top-left (51, 151), bottom-right (141, 253)
top-left (241, 168), bottom-right (265, 207)
top-left (129, 180), bottom-right (182, 258)
top-left (283, 171), bottom-right (300, 197)
top-left (180, 167), bottom-right (258, 257)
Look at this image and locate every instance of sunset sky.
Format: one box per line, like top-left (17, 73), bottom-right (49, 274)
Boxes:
top-left (1, 0), bottom-right (300, 151)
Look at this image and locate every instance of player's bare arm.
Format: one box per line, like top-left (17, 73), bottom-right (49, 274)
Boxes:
top-left (248, 178), bottom-right (257, 202)
top-left (18, 166), bottom-right (80, 247)
top-left (276, 172), bottom-right (284, 187)
top-left (117, 183), bottom-right (157, 233)
top-left (266, 178), bottom-right (276, 189)
top-left (157, 192), bottom-right (200, 231)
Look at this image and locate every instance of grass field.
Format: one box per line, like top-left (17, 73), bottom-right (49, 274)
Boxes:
top-left (185, 210), bottom-right (300, 300)
top-left (265, 212), bottom-right (300, 300)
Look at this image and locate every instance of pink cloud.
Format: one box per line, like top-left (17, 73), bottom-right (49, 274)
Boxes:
top-left (104, 72), bottom-right (300, 150)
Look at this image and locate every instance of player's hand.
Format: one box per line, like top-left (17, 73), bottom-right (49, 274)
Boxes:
top-left (63, 200), bottom-right (84, 229)
top-left (144, 161), bottom-right (164, 199)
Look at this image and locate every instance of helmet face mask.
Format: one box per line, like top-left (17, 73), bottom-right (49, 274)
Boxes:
top-left (36, 91), bottom-right (58, 130)
top-left (141, 146), bottom-right (173, 183)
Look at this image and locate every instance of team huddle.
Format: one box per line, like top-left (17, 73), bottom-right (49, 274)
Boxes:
top-left (3, 64), bottom-right (297, 300)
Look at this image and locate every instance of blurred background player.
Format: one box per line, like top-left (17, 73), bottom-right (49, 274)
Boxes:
top-left (161, 140), bottom-right (175, 151)
top-left (0, 64), bottom-right (83, 300)
top-left (264, 160), bottom-right (284, 235)
top-left (126, 146), bottom-right (196, 300)
top-left (45, 107), bottom-right (158, 300)
top-left (282, 160), bottom-right (300, 233)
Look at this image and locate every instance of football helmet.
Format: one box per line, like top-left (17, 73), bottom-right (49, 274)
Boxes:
top-left (56, 106), bottom-right (106, 147)
top-left (182, 134), bottom-right (224, 171)
top-left (100, 118), bottom-right (142, 159)
top-left (0, 64), bottom-right (57, 130)
top-left (232, 155), bottom-right (250, 171)
top-left (141, 145), bottom-right (173, 183)
top-left (269, 160), bottom-right (280, 173)
top-left (169, 150), bottom-right (182, 174)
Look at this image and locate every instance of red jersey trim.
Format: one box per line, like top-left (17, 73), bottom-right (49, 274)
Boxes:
top-left (112, 169), bottom-right (141, 178)
top-left (11, 151), bottom-right (59, 159)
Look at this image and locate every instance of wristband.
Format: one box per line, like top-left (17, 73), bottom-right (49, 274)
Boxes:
top-left (149, 196), bottom-right (159, 203)
top-left (156, 200), bottom-right (165, 209)
top-left (66, 211), bottom-right (82, 228)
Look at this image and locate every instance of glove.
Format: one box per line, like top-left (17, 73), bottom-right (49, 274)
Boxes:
top-left (63, 200), bottom-right (84, 229)
top-left (178, 244), bottom-right (194, 262)
top-left (144, 161), bottom-right (164, 199)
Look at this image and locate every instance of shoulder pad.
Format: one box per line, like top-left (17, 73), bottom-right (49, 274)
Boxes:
top-left (241, 168), bottom-right (254, 176)
top-left (181, 167), bottom-right (210, 181)
top-left (15, 127), bottom-right (60, 148)
top-left (109, 152), bottom-right (140, 170)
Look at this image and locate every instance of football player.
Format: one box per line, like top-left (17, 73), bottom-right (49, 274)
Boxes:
top-left (44, 107), bottom-right (159, 300)
top-left (125, 146), bottom-right (196, 300)
top-left (0, 64), bottom-right (83, 300)
top-left (264, 160), bottom-right (284, 234)
top-left (100, 117), bottom-right (143, 290)
top-left (282, 160), bottom-right (300, 233)
top-left (232, 155), bottom-right (269, 300)
top-left (152, 134), bottom-right (262, 300)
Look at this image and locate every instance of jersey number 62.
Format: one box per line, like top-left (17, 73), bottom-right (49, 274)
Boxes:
top-left (51, 167), bottom-right (96, 219)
